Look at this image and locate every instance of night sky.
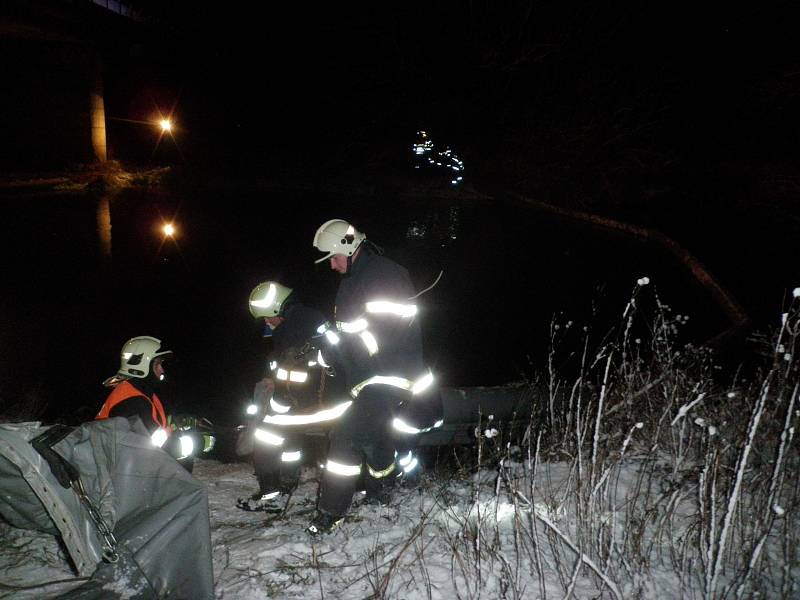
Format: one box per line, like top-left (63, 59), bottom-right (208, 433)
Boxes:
top-left (2, 1), bottom-right (800, 425)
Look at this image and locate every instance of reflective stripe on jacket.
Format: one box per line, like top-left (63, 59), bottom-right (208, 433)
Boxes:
top-left (333, 248), bottom-right (424, 388)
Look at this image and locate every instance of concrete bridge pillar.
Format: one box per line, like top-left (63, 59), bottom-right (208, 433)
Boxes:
top-left (90, 54), bottom-right (107, 163)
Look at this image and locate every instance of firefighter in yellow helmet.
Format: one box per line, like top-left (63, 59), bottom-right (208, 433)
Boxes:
top-left (237, 280), bottom-right (331, 511)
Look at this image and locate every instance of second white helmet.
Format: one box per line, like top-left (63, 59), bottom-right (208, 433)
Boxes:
top-left (312, 219), bottom-right (365, 264)
top-left (117, 336), bottom-right (172, 379)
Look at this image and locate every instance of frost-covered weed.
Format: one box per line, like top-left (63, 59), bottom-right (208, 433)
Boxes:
top-left (424, 281), bottom-right (800, 599)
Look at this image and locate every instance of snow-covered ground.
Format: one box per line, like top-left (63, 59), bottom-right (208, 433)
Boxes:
top-left (2, 448), bottom-right (798, 599)
top-left (0, 455), bottom-right (616, 599)
top-left (202, 456), bottom-right (614, 600)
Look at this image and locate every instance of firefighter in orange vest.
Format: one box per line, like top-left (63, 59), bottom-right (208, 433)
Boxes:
top-left (97, 336), bottom-right (202, 469)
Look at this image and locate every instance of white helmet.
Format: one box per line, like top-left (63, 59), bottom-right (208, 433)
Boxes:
top-left (117, 336), bottom-right (172, 379)
top-left (312, 219), bottom-right (365, 264)
top-left (248, 280), bottom-right (293, 318)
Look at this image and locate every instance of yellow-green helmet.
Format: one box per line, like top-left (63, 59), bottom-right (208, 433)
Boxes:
top-left (249, 281), bottom-right (293, 318)
top-left (117, 336), bottom-right (172, 379)
top-left (312, 219), bottom-right (366, 264)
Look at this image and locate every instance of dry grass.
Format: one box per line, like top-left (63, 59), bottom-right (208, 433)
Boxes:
top-left (357, 283), bottom-right (800, 599)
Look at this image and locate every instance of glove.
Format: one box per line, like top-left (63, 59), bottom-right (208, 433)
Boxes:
top-left (171, 414), bottom-right (199, 430)
top-left (294, 342), bottom-right (315, 360)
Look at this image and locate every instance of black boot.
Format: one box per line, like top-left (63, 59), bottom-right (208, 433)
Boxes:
top-left (306, 511), bottom-right (344, 535)
top-left (397, 455), bottom-right (424, 488)
top-left (363, 475), bottom-right (395, 506)
top-left (236, 489), bottom-right (283, 512)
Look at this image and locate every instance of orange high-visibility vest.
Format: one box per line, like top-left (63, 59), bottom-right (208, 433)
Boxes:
top-left (96, 380), bottom-right (168, 429)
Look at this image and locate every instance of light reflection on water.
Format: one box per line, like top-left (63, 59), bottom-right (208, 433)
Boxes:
top-left (96, 195), bottom-right (112, 259)
top-left (406, 206), bottom-right (461, 245)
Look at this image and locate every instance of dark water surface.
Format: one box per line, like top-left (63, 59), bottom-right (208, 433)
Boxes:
top-left (0, 185), bottom-right (790, 426)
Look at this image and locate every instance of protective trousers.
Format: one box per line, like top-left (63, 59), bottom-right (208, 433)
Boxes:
top-left (318, 386), bottom-right (397, 516)
top-left (252, 430), bottom-right (302, 494)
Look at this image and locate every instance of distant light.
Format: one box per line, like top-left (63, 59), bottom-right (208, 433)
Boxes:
top-left (411, 130), bottom-right (465, 186)
top-left (160, 119), bottom-right (172, 132)
top-left (162, 223), bottom-right (176, 237)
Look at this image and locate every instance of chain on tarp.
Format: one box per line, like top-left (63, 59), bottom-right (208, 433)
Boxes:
top-left (71, 477), bottom-right (119, 563)
top-left (31, 425), bottom-right (119, 563)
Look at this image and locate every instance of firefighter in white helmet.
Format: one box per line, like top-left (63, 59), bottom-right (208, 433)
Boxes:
top-left (96, 336), bottom-right (212, 471)
top-left (97, 336), bottom-right (173, 431)
top-left (237, 280), bottom-right (333, 511)
top-left (307, 219), bottom-right (443, 535)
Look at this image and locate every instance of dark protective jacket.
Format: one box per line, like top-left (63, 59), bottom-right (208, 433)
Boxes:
top-left (334, 247), bottom-right (425, 389)
top-left (267, 302), bottom-right (332, 412)
top-left (271, 303), bottom-right (327, 356)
